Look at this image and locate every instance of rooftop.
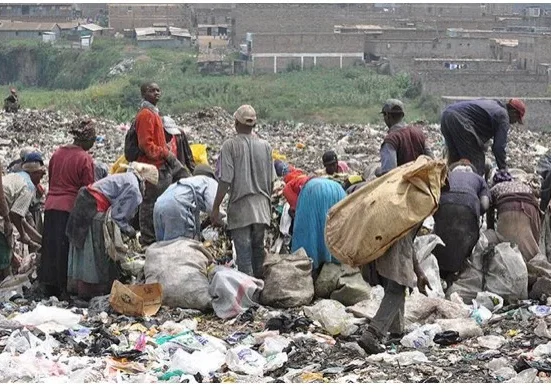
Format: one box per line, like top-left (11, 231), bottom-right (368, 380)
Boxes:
top-left (79, 23), bottom-right (104, 32)
top-left (0, 21), bottom-right (57, 31)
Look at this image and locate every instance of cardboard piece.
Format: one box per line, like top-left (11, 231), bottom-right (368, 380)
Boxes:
top-left (109, 280), bottom-right (163, 317)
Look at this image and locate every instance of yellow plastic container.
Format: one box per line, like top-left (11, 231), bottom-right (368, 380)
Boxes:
top-left (190, 143), bottom-right (209, 165)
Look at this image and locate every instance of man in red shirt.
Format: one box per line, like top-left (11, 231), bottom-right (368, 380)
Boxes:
top-left (135, 82), bottom-right (184, 246)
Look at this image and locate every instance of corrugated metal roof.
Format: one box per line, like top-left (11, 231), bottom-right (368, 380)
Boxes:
top-left (137, 36), bottom-right (174, 41)
top-left (79, 23), bottom-right (103, 32)
top-left (491, 38), bottom-right (519, 47)
top-left (56, 22), bottom-right (79, 30)
top-left (0, 21), bottom-right (57, 31)
top-left (135, 27), bottom-right (156, 36)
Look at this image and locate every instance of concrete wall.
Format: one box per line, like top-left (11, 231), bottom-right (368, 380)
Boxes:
top-left (232, 4), bottom-right (378, 44)
top-left (0, 30), bottom-right (46, 40)
top-left (441, 96), bottom-right (551, 132)
top-left (191, 4), bottom-right (232, 26)
top-left (251, 33), bottom-right (365, 54)
top-left (108, 4), bottom-right (191, 30)
top-left (366, 37), bottom-right (492, 59)
top-left (418, 71), bottom-right (549, 97)
top-left (136, 38), bottom-right (189, 49)
top-left (251, 53), bottom-right (363, 74)
top-left (399, 3), bottom-right (514, 17)
top-left (0, 4), bottom-right (73, 19)
top-left (518, 35), bottom-right (551, 71)
top-left (413, 58), bottom-right (511, 72)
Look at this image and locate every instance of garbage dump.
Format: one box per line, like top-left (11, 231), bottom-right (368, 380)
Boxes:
top-left (1, 108), bottom-right (551, 383)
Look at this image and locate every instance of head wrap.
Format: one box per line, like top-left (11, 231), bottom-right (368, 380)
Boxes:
top-left (22, 161), bottom-right (46, 174)
top-left (70, 118), bottom-right (97, 143)
top-left (274, 160), bottom-right (290, 177)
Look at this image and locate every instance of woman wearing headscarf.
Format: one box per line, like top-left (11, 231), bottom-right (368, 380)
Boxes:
top-left (66, 162), bottom-right (158, 300)
top-left (291, 178), bottom-right (346, 278)
top-left (488, 170), bottom-right (541, 262)
top-left (432, 159), bottom-right (490, 286)
top-left (38, 119), bottom-right (96, 299)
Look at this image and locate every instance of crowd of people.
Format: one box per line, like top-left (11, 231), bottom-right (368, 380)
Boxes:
top-left (2, 82), bottom-right (549, 355)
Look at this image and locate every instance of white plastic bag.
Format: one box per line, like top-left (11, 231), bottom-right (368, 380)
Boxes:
top-left (208, 266), bottom-right (264, 319)
top-left (414, 234), bottom-right (445, 298)
top-left (303, 300), bottom-right (358, 337)
top-left (485, 242), bottom-right (528, 302)
top-left (400, 323), bottom-right (443, 349)
top-left (260, 336), bottom-right (291, 357)
top-left (435, 318), bottom-right (483, 338)
top-left (475, 292), bottom-right (504, 312)
top-left (477, 335), bottom-right (506, 350)
top-left (226, 346), bottom-right (267, 376)
top-left (13, 304), bottom-right (81, 334)
top-left (170, 348), bottom-right (225, 376)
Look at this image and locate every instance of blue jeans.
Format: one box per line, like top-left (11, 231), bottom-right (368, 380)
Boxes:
top-left (231, 224), bottom-right (266, 279)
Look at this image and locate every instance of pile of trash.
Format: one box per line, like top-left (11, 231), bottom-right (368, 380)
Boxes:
top-left (1, 107), bottom-right (551, 383)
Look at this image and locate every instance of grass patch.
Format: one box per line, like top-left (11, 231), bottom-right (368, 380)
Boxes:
top-left (2, 42), bottom-right (441, 125)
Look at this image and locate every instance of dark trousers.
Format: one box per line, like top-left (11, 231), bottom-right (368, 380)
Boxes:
top-left (139, 164), bottom-right (172, 246)
top-left (231, 224), bottom-right (266, 279)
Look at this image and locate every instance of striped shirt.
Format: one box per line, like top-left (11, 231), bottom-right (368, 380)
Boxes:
top-left (0, 173), bottom-right (34, 235)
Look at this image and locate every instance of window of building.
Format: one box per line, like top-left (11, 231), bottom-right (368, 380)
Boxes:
top-left (15, 31), bottom-right (19, 36)
top-left (447, 43), bottom-right (451, 49)
top-left (127, 6), bottom-right (132, 11)
top-left (428, 7), bottom-right (432, 13)
top-left (22, 5), bottom-right (29, 15)
top-left (439, 7), bottom-right (443, 14)
top-left (211, 16), bottom-right (215, 24)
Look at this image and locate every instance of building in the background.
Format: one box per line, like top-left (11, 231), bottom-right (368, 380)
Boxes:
top-left (0, 3), bottom-right (74, 21)
top-left (108, 4), bottom-right (191, 31)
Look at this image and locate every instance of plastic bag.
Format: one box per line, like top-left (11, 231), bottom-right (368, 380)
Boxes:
top-left (534, 319), bottom-right (551, 339)
top-left (13, 304), bottom-right (81, 334)
top-left (260, 336), bottom-right (291, 357)
top-left (156, 330), bottom-right (227, 354)
top-left (534, 342), bottom-right (551, 357)
top-left (475, 292), bottom-right (504, 312)
top-left (144, 238), bottom-right (212, 311)
top-left (485, 242), bottom-right (528, 302)
top-left (314, 263), bottom-right (371, 306)
top-left (507, 368), bottom-right (539, 383)
top-left (367, 350), bottom-right (430, 366)
top-left (414, 234), bottom-right (445, 298)
top-left (400, 323), bottom-right (443, 349)
top-left (170, 348), bottom-right (225, 376)
top-left (435, 318), bottom-right (483, 338)
top-left (303, 299), bottom-right (358, 337)
top-left (477, 335), bottom-right (506, 350)
top-left (208, 266), bottom-right (264, 319)
top-left (226, 346), bottom-right (267, 376)
top-left (190, 144), bottom-right (208, 165)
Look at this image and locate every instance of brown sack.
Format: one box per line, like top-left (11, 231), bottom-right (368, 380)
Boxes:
top-left (109, 280), bottom-right (163, 317)
top-left (325, 156), bottom-right (447, 267)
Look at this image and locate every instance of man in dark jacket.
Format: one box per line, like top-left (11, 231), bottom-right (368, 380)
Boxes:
top-left (375, 99), bottom-right (433, 177)
top-left (440, 98), bottom-right (525, 176)
top-left (4, 88), bottom-right (20, 113)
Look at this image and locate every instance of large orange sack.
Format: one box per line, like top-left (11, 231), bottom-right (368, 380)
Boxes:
top-left (325, 156), bottom-right (448, 267)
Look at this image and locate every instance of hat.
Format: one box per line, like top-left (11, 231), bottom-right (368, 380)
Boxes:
top-left (10, 88), bottom-right (16, 94)
top-left (234, 105), bottom-right (257, 126)
top-left (381, 99), bottom-right (405, 114)
top-left (162, 116), bottom-right (181, 136)
top-left (274, 160), bottom-right (290, 177)
top-left (129, 162), bottom-right (159, 185)
top-left (23, 150), bottom-right (44, 166)
top-left (19, 147), bottom-right (36, 160)
top-left (322, 151), bottom-right (338, 166)
top-left (22, 161), bottom-right (46, 174)
top-left (193, 164), bottom-right (216, 180)
top-left (508, 98), bottom-right (526, 124)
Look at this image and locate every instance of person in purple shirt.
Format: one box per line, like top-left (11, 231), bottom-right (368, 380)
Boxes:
top-left (440, 98), bottom-right (525, 176)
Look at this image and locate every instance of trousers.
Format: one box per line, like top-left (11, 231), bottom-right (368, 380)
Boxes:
top-left (368, 277), bottom-right (406, 339)
top-left (139, 164), bottom-right (172, 246)
top-left (231, 224), bottom-right (266, 279)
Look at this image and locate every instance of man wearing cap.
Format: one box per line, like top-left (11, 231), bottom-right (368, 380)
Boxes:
top-left (134, 82), bottom-right (184, 246)
top-left (154, 164), bottom-right (222, 242)
top-left (440, 98), bottom-right (525, 176)
top-left (211, 104), bottom-right (275, 279)
top-left (375, 99), bottom-right (432, 177)
top-left (322, 151), bottom-right (350, 175)
top-left (0, 155), bottom-right (45, 279)
top-left (3, 88), bottom-right (20, 113)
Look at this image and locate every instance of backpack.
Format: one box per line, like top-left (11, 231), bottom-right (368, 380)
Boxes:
top-left (124, 119), bottom-right (142, 162)
top-left (124, 107), bottom-right (153, 162)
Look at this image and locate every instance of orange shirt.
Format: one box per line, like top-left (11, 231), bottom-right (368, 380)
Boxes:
top-left (135, 108), bottom-right (169, 168)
